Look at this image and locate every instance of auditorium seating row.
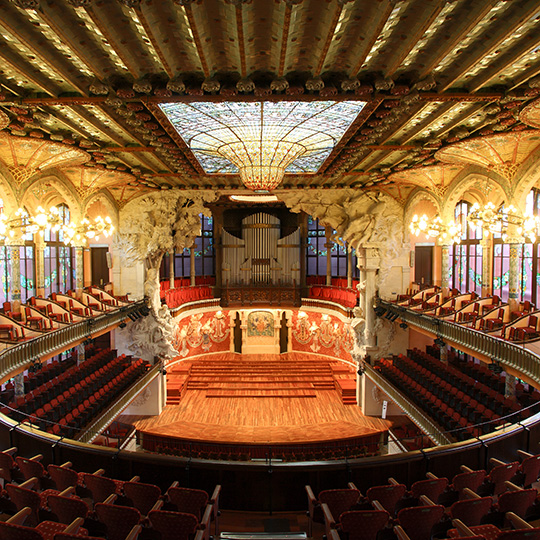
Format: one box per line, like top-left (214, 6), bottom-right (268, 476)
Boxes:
top-left (0, 446), bottom-right (221, 540)
top-left (3, 348), bottom-right (118, 419)
top-left (406, 349), bottom-right (523, 419)
top-left (2, 350), bottom-right (150, 439)
top-left (309, 286), bottom-right (358, 308)
top-left (306, 276), bottom-right (360, 289)
top-left (163, 286), bottom-right (214, 308)
top-left (0, 356), bottom-right (76, 406)
top-left (376, 358), bottom-right (484, 440)
top-left (307, 449), bottom-right (540, 540)
top-left (160, 276), bottom-right (216, 293)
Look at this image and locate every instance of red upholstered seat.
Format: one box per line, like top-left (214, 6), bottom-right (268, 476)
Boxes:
top-left (95, 502), bottom-right (141, 540)
top-left (396, 503), bottom-right (446, 540)
top-left (339, 509), bottom-right (390, 540)
top-left (167, 486), bottom-right (209, 520)
top-left (124, 481), bottom-right (162, 516)
top-left (148, 509), bottom-right (199, 540)
top-left (367, 483), bottom-right (407, 516)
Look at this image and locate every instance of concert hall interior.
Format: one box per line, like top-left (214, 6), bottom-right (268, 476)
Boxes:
top-left (3, 0), bottom-right (540, 537)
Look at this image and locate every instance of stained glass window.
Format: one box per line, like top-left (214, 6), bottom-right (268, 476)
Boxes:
top-left (44, 204), bottom-right (75, 296)
top-left (306, 216), bottom-right (327, 276)
top-left (159, 100), bottom-right (366, 174)
top-left (451, 201), bottom-right (482, 294)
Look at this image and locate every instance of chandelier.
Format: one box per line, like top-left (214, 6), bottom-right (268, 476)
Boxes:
top-left (409, 214), bottom-right (462, 244)
top-left (0, 207), bottom-right (114, 246)
top-left (159, 100), bottom-right (367, 191)
top-left (467, 202), bottom-right (540, 242)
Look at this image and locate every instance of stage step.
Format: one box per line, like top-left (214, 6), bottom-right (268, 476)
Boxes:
top-left (206, 389), bottom-right (317, 398)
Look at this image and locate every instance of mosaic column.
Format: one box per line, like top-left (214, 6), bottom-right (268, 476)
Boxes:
top-left (481, 237), bottom-right (492, 297)
top-left (507, 239), bottom-right (521, 313)
top-left (325, 227), bottom-right (332, 286)
top-left (13, 373), bottom-right (24, 398)
top-left (190, 242), bottom-right (196, 287)
top-left (505, 372), bottom-right (517, 398)
top-left (35, 237), bottom-right (46, 298)
top-left (347, 246), bottom-right (353, 289)
top-left (169, 250), bottom-right (175, 289)
top-left (440, 243), bottom-right (450, 294)
top-left (75, 246), bottom-right (84, 296)
top-left (5, 236), bottom-right (21, 309)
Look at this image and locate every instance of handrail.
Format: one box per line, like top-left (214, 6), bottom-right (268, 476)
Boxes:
top-left (0, 300), bottom-right (146, 383)
top-left (378, 299), bottom-right (540, 386)
top-left (365, 364), bottom-right (453, 446)
top-left (79, 361), bottom-right (163, 444)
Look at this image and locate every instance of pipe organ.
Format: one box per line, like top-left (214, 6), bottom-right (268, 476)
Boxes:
top-left (222, 212), bottom-right (300, 286)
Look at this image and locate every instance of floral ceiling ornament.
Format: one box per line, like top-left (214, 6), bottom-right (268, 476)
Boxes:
top-left (519, 98), bottom-right (540, 129)
top-left (0, 111), bottom-right (9, 131)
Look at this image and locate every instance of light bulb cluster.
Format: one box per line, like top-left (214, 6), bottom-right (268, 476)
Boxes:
top-left (0, 207), bottom-right (114, 246)
top-left (468, 202), bottom-right (540, 242)
top-left (409, 214), bottom-right (462, 245)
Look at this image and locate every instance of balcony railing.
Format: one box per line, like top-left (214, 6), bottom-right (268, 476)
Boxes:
top-left (378, 299), bottom-right (540, 386)
top-left (0, 299), bottom-right (146, 382)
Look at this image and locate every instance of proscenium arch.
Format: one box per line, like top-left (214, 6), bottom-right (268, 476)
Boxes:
top-left (83, 190), bottom-right (120, 228)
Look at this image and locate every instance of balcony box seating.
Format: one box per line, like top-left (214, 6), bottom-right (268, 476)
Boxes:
top-left (515, 316), bottom-right (539, 341)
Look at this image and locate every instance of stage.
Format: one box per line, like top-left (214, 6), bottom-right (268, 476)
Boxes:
top-left (124, 353), bottom-right (390, 459)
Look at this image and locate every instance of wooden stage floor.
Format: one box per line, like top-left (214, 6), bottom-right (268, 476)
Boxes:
top-left (124, 354), bottom-right (390, 446)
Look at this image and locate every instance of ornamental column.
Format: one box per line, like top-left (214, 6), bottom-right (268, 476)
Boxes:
top-left (75, 245), bottom-right (84, 298)
top-left (506, 224), bottom-right (523, 312)
top-left (347, 246), bottom-right (353, 289)
top-left (169, 251), bottom-right (175, 289)
top-left (35, 236), bottom-right (46, 298)
top-left (325, 226), bottom-right (333, 286)
top-left (5, 233), bottom-right (22, 310)
top-left (190, 242), bottom-right (196, 287)
top-left (481, 236), bottom-right (492, 297)
top-left (440, 243), bottom-right (451, 296)
top-left (505, 372), bottom-right (517, 398)
top-left (364, 248), bottom-right (380, 350)
top-left (13, 373), bottom-right (24, 398)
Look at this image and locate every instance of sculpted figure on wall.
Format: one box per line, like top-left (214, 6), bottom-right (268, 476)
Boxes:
top-left (115, 189), bottom-right (217, 361)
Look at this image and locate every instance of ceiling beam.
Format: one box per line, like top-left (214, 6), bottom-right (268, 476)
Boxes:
top-left (182, 4), bottom-right (210, 78)
top-left (314, 4), bottom-right (343, 76)
top-left (437, 0), bottom-right (540, 92)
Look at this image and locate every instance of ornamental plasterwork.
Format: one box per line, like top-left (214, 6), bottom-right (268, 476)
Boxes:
top-left (519, 98), bottom-right (540, 129)
top-left (435, 130), bottom-right (540, 182)
top-left (279, 189), bottom-right (406, 288)
top-left (0, 134), bottom-right (90, 183)
top-left (388, 164), bottom-right (464, 198)
top-left (0, 111), bottom-right (9, 131)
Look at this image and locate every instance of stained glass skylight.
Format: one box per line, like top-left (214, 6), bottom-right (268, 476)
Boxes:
top-left (160, 100), bottom-right (366, 190)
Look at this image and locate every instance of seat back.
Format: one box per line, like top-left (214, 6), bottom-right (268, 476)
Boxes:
top-left (16, 456), bottom-right (45, 481)
top-left (367, 483), bottom-right (407, 516)
top-left (397, 504), bottom-right (445, 540)
top-left (497, 489), bottom-right (538, 517)
top-left (452, 470), bottom-right (486, 497)
top-left (450, 497), bottom-right (493, 526)
top-left (83, 473), bottom-right (118, 503)
top-left (94, 503), bottom-right (141, 540)
top-left (48, 493), bottom-right (89, 524)
top-left (497, 529), bottom-right (540, 540)
top-left (168, 486), bottom-right (208, 520)
top-left (5, 483), bottom-right (41, 526)
top-left (0, 521), bottom-right (44, 540)
top-left (521, 454), bottom-right (540, 487)
top-left (489, 462), bottom-right (520, 495)
top-left (339, 510), bottom-right (389, 540)
top-left (48, 465), bottom-right (80, 492)
top-left (319, 489), bottom-right (360, 521)
top-left (124, 481), bottom-right (162, 516)
top-left (148, 509), bottom-right (198, 540)
top-left (411, 478), bottom-right (448, 502)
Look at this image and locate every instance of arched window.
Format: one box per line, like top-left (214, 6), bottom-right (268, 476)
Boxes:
top-left (44, 204), bottom-right (75, 296)
top-left (450, 201), bottom-right (482, 294)
top-left (515, 188), bottom-right (540, 304)
top-left (161, 214), bottom-right (215, 281)
top-left (306, 216), bottom-right (327, 277)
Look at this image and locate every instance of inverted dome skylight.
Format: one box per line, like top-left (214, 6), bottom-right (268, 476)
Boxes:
top-left (160, 100), bottom-right (366, 190)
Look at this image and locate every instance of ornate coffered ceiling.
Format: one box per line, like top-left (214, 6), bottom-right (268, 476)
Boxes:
top-left (1, 0), bottom-right (540, 205)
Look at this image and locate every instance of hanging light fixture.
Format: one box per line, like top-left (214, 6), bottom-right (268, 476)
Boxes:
top-left (409, 214), bottom-right (462, 244)
top-left (0, 207), bottom-right (114, 245)
top-left (467, 202), bottom-right (540, 242)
